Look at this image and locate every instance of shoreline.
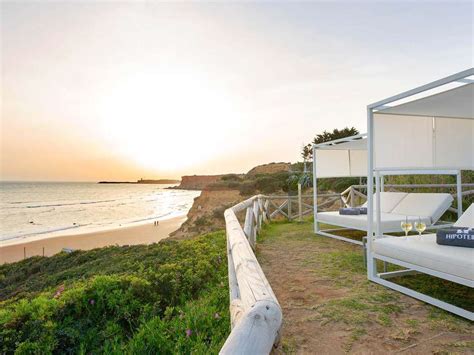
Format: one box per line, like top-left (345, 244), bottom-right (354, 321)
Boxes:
top-left (0, 212), bottom-right (186, 247)
top-left (0, 215), bottom-right (187, 264)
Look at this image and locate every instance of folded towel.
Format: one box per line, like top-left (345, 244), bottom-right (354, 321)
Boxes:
top-left (436, 228), bottom-right (474, 248)
top-left (339, 207), bottom-right (368, 215)
top-left (339, 208), bottom-right (361, 215)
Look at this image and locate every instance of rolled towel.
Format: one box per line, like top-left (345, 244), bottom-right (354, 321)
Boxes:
top-left (359, 207), bottom-right (367, 215)
top-left (339, 208), bottom-right (361, 215)
top-left (436, 228), bottom-right (474, 248)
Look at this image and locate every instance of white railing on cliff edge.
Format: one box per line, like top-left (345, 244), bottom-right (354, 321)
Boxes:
top-left (219, 191), bottom-right (346, 354)
top-left (220, 195), bottom-right (281, 354)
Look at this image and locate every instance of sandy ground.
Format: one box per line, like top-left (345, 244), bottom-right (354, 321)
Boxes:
top-left (0, 216), bottom-right (186, 264)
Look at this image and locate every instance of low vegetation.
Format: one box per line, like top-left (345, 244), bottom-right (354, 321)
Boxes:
top-left (0, 232), bottom-right (229, 354)
top-left (257, 221), bottom-right (473, 353)
top-left (209, 171), bottom-right (291, 196)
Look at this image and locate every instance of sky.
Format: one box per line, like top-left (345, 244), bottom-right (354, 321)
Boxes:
top-left (1, 1), bottom-right (473, 181)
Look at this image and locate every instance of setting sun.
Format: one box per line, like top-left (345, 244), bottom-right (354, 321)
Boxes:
top-left (98, 69), bottom-right (238, 171)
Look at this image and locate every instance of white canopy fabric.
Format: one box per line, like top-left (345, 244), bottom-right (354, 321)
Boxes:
top-left (314, 82), bottom-right (473, 178)
top-left (314, 138), bottom-right (368, 178)
top-left (374, 83), bottom-right (474, 170)
top-left (376, 83), bottom-right (473, 120)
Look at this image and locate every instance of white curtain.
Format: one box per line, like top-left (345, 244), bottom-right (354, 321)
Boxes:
top-left (315, 150), bottom-right (350, 177)
top-left (374, 114), bottom-right (474, 170)
top-left (434, 117), bottom-right (474, 169)
top-left (350, 150), bottom-right (368, 176)
top-left (374, 114), bottom-right (433, 169)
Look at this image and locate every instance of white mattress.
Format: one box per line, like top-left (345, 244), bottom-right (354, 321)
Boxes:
top-left (373, 234), bottom-right (474, 282)
top-left (391, 193), bottom-right (453, 224)
top-left (317, 211), bottom-right (431, 232)
top-left (362, 192), bottom-right (408, 213)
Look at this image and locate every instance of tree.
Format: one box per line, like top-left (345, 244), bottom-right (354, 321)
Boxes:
top-left (301, 144), bottom-right (312, 161)
top-left (301, 127), bottom-right (359, 161)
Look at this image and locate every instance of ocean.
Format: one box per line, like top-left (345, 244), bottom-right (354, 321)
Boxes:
top-left (0, 182), bottom-right (200, 243)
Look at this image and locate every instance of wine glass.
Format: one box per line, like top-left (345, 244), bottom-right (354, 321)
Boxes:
top-left (415, 218), bottom-right (426, 239)
top-left (401, 218), bottom-right (413, 238)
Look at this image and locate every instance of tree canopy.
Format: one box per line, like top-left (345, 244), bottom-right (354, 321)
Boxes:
top-left (301, 127), bottom-right (359, 161)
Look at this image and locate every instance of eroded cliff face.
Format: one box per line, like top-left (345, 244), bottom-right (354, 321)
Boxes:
top-left (177, 175), bottom-right (224, 190)
top-left (170, 189), bottom-right (242, 239)
top-left (247, 162), bottom-right (291, 175)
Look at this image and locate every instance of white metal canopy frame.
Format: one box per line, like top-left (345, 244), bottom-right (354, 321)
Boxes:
top-left (312, 133), bottom-right (373, 246)
top-left (366, 68), bottom-right (474, 321)
top-left (313, 133), bottom-right (368, 178)
top-left (311, 133), bottom-right (461, 246)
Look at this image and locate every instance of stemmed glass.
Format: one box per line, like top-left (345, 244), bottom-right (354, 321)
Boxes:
top-left (415, 217), bottom-right (426, 239)
top-left (401, 217), bottom-right (413, 239)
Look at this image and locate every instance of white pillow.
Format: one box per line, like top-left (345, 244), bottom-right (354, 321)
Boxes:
top-left (362, 192), bottom-right (408, 213)
top-left (454, 203), bottom-right (474, 228)
top-left (391, 193), bottom-right (453, 222)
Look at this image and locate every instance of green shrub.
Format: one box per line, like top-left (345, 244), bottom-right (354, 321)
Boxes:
top-left (212, 206), bottom-right (227, 220)
top-left (194, 215), bottom-right (211, 227)
top-left (221, 174), bottom-right (242, 182)
top-left (255, 176), bottom-right (284, 194)
top-left (238, 181), bottom-right (257, 196)
top-left (0, 232), bottom-right (229, 354)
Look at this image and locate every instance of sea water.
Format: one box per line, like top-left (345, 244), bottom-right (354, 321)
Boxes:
top-left (0, 182), bottom-right (200, 243)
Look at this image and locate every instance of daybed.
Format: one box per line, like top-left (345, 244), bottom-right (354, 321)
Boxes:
top-left (315, 191), bottom-right (453, 244)
top-left (373, 203), bottom-right (474, 285)
top-left (365, 68), bottom-right (473, 320)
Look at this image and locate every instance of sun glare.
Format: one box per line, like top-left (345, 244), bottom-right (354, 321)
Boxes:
top-left (99, 70), bottom-right (236, 172)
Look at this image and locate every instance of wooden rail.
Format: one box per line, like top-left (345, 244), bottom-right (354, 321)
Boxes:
top-left (220, 195), bottom-right (282, 354)
top-left (221, 191), bottom-right (356, 354)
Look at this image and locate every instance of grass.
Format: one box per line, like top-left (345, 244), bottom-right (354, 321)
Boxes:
top-left (257, 220), bottom-right (473, 352)
top-left (0, 231), bottom-right (229, 354)
top-left (271, 221), bottom-right (474, 312)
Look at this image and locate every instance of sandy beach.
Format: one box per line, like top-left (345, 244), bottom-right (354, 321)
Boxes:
top-left (0, 215), bottom-right (187, 264)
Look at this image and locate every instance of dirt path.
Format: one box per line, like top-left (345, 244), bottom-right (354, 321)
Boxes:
top-left (257, 222), bottom-right (473, 354)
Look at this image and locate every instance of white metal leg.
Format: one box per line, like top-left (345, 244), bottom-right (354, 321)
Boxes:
top-left (378, 269), bottom-right (420, 279)
top-left (370, 275), bottom-right (474, 321)
top-left (315, 229), bottom-right (364, 246)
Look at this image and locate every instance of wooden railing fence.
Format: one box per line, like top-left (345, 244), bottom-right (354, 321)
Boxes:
top-left (220, 195), bottom-right (281, 354)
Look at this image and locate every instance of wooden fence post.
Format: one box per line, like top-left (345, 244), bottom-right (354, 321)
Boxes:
top-left (264, 199), bottom-right (270, 221)
top-left (253, 200), bottom-right (259, 233)
top-left (298, 183), bottom-right (302, 221)
top-left (288, 196), bottom-right (292, 221)
top-left (350, 186), bottom-right (355, 207)
top-left (257, 198), bottom-right (264, 228)
top-left (261, 198), bottom-right (268, 223)
top-left (244, 207), bottom-right (254, 242)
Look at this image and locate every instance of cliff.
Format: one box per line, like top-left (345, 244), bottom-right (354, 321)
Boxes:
top-left (247, 162), bottom-right (291, 175)
top-left (99, 179), bottom-right (180, 184)
top-left (137, 179), bottom-right (180, 184)
top-left (176, 175), bottom-right (224, 190)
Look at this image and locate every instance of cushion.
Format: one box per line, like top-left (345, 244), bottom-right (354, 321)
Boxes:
top-left (391, 193), bottom-right (453, 223)
top-left (362, 192), bottom-right (408, 213)
top-left (454, 203), bottom-right (474, 228)
top-left (436, 228), bottom-right (474, 248)
top-left (373, 234), bottom-right (474, 282)
top-left (317, 211), bottom-right (430, 232)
